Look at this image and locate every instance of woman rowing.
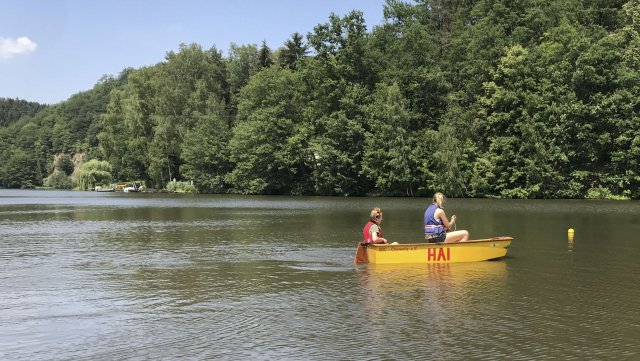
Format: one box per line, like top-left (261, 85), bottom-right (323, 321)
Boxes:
top-left (424, 192), bottom-right (469, 243)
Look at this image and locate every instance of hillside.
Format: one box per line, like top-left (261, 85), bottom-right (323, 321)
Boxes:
top-left (1, 1), bottom-right (639, 199)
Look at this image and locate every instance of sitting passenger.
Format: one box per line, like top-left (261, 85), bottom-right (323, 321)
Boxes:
top-left (363, 207), bottom-right (388, 244)
top-left (424, 192), bottom-right (469, 243)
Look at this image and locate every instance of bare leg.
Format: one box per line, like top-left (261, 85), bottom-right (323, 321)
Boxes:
top-left (444, 230), bottom-right (469, 243)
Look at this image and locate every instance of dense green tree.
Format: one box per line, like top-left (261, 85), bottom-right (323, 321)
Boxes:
top-left (74, 159), bottom-right (112, 190)
top-left (51, 121), bottom-right (74, 154)
top-left (45, 170), bottom-right (73, 189)
top-left (478, 44), bottom-right (570, 198)
top-left (277, 32), bottom-right (308, 70)
top-left (258, 40), bottom-right (274, 68)
top-left (227, 67), bottom-right (311, 194)
top-left (100, 44), bottom-right (229, 188)
top-left (54, 153), bottom-right (75, 175)
top-left (226, 43), bottom-right (260, 100)
top-left (0, 98), bottom-right (47, 127)
top-left (180, 106), bottom-right (232, 193)
top-left (362, 83), bottom-right (417, 195)
top-left (1, 1), bottom-right (638, 198)
top-left (375, 0), bottom-right (461, 127)
top-left (2, 149), bottom-right (39, 188)
top-left (304, 11), bottom-right (377, 195)
top-left (98, 88), bottom-right (147, 182)
top-left (428, 118), bottom-right (473, 197)
top-left (45, 153), bottom-right (75, 189)
top-left (309, 109), bottom-right (368, 195)
top-left (307, 10), bottom-right (374, 86)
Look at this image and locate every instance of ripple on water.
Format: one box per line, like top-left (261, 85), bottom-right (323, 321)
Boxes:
top-left (3, 194), bottom-right (640, 360)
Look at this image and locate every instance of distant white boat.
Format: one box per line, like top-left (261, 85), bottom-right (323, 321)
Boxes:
top-left (123, 182), bottom-right (143, 192)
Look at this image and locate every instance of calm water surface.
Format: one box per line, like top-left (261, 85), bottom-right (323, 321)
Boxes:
top-left (1, 189), bottom-right (639, 360)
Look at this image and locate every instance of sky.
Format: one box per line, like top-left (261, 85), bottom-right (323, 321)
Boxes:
top-left (0, 0), bottom-right (387, 105)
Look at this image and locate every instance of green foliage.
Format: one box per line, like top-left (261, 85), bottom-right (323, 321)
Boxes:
top-left (180, 110), bottom-right (231, 193)
top-left (1, 149), bottom-right (39, 188)
top-left (99, 44), bottom-right (230, 189)
top-left (53, 154), bottom-right (75, 175)
top-left (42, 154), bottom-right (75, 189)
top-left (0, 98), bottom-right (47, 127)
top-left (258, 40), bottom-right (274, 68)
top-left (362, 83), bottom-right (416, 195)
top-left (45, 170), bottom-right (73, 189)
top-left (586, 186), bottom-right (630, 200)
top-left (74, 159), bottom-right (112, 191)
top-left (1, 1), bottom-right (638, 199)
top-left (277, 32), bottom-right (308, 70)
top-left (166, 181), bottom-right (197, 193)
top-left (227, 43), bottom-right (261, 99)
top-left (227, 67), bottom-right (311, 194)
top-left (430, 120), bottom-right (468, 197)
top-left (310, 111), bottom-right (368, 196)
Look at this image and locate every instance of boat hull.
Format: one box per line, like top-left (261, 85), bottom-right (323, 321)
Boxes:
top-left (355, 237), bottom-right (512, 264)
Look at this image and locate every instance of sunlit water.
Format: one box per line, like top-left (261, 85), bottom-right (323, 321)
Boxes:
top-left (1, 190), bottom-right (639, 360)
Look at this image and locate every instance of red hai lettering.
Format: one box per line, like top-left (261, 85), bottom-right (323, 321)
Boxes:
top-left (428, 248), bottom-right (436, 261)
top-left (428, 248), bottom-right (450, 261)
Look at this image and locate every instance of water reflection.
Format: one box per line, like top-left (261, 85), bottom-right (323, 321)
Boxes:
top-left (567, 228), bottom-right (575, 252)
top-left (356, 261), bottom-right (507, 323)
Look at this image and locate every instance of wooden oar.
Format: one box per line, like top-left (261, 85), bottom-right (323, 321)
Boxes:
top-left (354, 242), bottom-right (368, 264)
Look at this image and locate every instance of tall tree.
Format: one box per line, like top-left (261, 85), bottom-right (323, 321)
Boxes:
top-left (99, 43), bottom-right (229, 188)
top-left (258, 40), bottom-right (274, 68)
top-left (227, 67), bottom-right (310, 194)
top-left (180, 100), bottom-right (232, 193)
top-left (0, 98), bottom-right (47, 127)
top-left (304, 11), bottom-right (376, 195)
top-left (362, 83), bottom-right (416, 195)
top-left (74, 159), bottom-right (112, 190)
top-left (278, 32), bottom-right (308, 70)
top-left (2, 149), bottom-right (39, 188)
top-left (226, 43), bottom-right (260, 101)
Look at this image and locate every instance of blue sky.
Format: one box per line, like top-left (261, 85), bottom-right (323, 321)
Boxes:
top-left (0, 0), bottom-right (387, 105)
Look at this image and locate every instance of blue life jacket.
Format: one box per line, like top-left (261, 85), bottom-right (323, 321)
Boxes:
top-left (424, 203), bottom-right (445, 235)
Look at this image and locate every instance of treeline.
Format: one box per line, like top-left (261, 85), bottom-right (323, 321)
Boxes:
top-left (1, 0), bottom-right (639, 198)
top-left (0, 98), bottom-right (47, 127)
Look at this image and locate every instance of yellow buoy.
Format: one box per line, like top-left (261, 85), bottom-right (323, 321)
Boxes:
top-left (568, 228), bottom-right (574, 242)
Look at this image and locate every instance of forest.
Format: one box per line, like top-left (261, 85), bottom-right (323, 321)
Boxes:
top-left (1, 0), bottom-right (639, 199)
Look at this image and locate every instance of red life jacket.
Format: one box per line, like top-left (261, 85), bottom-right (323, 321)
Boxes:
top-left (363, 221), bottom-right (382, 244)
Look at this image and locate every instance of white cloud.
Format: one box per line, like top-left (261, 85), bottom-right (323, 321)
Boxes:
top-left (0, 36), bottom-right (38, 59)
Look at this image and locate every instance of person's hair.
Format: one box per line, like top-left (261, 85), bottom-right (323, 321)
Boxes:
top-left (369, 207), bottom-right (382, 223)
top-left (433, 192), bottom-right (445, 208)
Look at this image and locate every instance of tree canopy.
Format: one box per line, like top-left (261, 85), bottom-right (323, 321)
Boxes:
top-left (1, 0), bottom-right (639, 199)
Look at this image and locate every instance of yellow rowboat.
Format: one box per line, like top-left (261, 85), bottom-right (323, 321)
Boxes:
top-left (354, 237), bottom-right (513, 265)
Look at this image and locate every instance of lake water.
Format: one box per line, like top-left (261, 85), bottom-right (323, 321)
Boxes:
top-left (1, 189), bottom-right (639, 360)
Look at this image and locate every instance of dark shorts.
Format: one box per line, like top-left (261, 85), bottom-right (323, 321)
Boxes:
top-left (426, 233), bottom-right (446, 243)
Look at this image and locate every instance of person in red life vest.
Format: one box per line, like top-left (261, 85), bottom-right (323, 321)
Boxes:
top-left (363, 207), bottom-right (389, 244)
top-left (424, 192), bottom-right (469, 243)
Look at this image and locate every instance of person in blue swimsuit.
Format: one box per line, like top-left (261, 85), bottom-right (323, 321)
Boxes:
top-left (424, 192), bottom-right (469, 243)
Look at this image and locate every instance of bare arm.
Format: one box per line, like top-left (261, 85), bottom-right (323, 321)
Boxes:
top-left (435, 209), bottom-right (456, 230)
top-left (371, 233), bottom-right (387, 243)
top-left (370, 225), bottom-right (388, 243)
